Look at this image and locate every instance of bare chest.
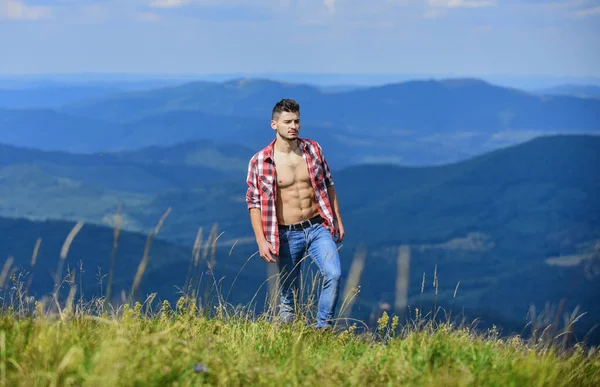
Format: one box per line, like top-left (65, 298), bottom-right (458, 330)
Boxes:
top-left (274, 153), bottom-right (311, 189)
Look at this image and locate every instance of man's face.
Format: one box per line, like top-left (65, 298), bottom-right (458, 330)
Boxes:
top-left (271, 111), bottom-right (300, 140)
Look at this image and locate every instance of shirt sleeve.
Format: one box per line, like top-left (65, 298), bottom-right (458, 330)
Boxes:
top-left (317, 143), bottom-right (335, 188)
top-left (245, 157), bottom-right (261, 210)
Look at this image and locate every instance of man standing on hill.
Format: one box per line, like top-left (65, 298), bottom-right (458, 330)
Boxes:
top-left (245, 98), bottom-right (345, 329)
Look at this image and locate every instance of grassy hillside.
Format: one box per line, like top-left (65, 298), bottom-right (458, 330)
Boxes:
top-left (105, 139), bottom-right (254, 171)
top-left (0, 108), bottom-right (122, 152)
top-left (0, 142), bottom-right (248, 196)
top-left (0, 215), bottom-right (200, 304)
top-left (1, 135), bottom-right (598, 342)
top-left (327, 135), bottom-right (600, 335)
top-left (337, 134), bottom-right (600, 249)
top-left (0, 306), bottom-right (598, 386)
top-left (2, 134), bottom-right (598, 264)
top-left (0, 164), bottom-right (153, 226)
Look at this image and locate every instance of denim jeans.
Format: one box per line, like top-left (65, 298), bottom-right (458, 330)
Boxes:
top-left (276, 222), bottom-right (342, 328)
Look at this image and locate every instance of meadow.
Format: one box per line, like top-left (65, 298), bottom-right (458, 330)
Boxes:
top-left (0, 220), bottom-right (598, 386)
top-left (1, 296), bottom-right (599, 386)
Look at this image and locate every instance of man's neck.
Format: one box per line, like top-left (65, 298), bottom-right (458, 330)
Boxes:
top-left (274, 136), bottom-right (299, 155)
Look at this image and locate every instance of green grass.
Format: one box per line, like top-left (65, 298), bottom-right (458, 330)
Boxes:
top-left (1, 298), bottom-right (598, 386)
top-left (0, 213), bottom-right (598, 386)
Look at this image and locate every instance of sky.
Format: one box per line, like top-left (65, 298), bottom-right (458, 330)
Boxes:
top-left (0, 0), bottom-right (599, 79)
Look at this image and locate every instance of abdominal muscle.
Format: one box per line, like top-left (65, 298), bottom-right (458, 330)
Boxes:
top-left (275, 164), bottom-right (320, 226)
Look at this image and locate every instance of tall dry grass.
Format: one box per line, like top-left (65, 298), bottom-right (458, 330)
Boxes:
top-left (0, 208), bottom-right (598, 385)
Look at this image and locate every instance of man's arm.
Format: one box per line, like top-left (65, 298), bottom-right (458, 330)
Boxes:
top-left (246, 159), bottom-right (277, 262)
top-left (327, 186), bottom-right (343, 225)
top-left (246, 158), bottom-right (260, 211)
top-left (318, 143), bottom-right (345, 243)
top-left (249, 208), bottom-right (266, 244)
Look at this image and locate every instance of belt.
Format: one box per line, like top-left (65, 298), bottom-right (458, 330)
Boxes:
top-left (279, 215), bottom-right (324, 231)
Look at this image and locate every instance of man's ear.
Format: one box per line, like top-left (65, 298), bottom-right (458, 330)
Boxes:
top-left (270, 120), bottom-right (277, 130)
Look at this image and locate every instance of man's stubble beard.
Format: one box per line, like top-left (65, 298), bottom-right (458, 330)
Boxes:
top-left (278, 130), bottom-right (299, 142)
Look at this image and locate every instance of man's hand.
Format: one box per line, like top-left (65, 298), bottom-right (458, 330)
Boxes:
top-left (336, 222), bottom-right (345, 244)
top-left (258, 239), bottom-right (277, 263)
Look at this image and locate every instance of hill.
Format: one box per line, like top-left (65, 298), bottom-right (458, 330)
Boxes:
top-left (331, 135), bottom-right (600, 339)
top-left (0, 213), bottom-right (273, 312)
top-left (0, 107), bottom-right (267, 154)
top-left (0, 214), bottom-right (275, 317)
top-left (62, 78), bottom-right (600, 134)
top-left (3, 134), bottom-right (598, 250)
top-left (104, 139), bottom-right (254, 171)
top-left (537, 84), bottom-right (600, 100)
top-left (0, 216), bottom-right (195, 304)
top-left (1, 134), bottom-right (599, 342)
top-left (336, 134), bottom-right (600, 249)
top-left (3, 308), bottom-right (599, 386)
top-left (0, 86), bottom-right (123, 109)
top-left (0, 106), bottom-right (346, 165)
top-left (62, 79), bottom-right (322, 123)
top-left (0, 107), bottom-right (123, 152)
top-left (0, 144), bottom-right (245, 201)
top-left (0, 139), bottom-right (254, 172)
top-left (2, 77), bottom-right (599, 166)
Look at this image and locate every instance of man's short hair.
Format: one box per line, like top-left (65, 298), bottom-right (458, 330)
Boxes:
top-left (272, 98), bottom-right (300, 120)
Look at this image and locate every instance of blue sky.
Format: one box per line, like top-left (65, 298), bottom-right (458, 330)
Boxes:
top-left (0, 0), bottom-right (599, 78)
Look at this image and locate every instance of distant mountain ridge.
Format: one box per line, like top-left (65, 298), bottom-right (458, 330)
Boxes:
top-left (335, 134), bottom-right (600, 249)
top-left (1, 77), bottom-right (598, 167)
top-left (61, 77), bottom-right (600, 133)
top-left (0, 86), bottom-right (124, 109)
top-left (536, 84), bottom-right (600, 100)
top-left (2, 133), bottom-right (597, 252)
top-left (0, 141), bottom-right (250, 196)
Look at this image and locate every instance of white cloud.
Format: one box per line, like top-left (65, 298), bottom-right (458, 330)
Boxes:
top-left (472, 24), bottom-right (493, 31)
top-left (0, 0), bottom-right (53, 20)
top-left (424, 8), bottom-right (446, 18)
top-left (79, 3), bottom-right (108, 22)
top-left (147, 0), bottom-right (284, 10)
top-left (542, 0), bottom-right (592, 9)
top-left (149, 0), bottom-right (192, 8)
top-left (428, 0), bottom-right (496, 8)
top-left (527, 0), bottom-right (600, 19)
top-left (571, 4), bottom-right (600, 17)
top-left (136, 11), bottom-right (161, 22)
top-left (423, 0), bottom-right (496, 18)
top-left (324, 0), bottom-right (336, 14)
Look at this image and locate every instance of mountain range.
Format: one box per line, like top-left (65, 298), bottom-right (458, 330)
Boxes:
top-left (60, 78), bottom-right (599, 131)
top-left (0, 86), bottom-right (122, 109)
top-left (1, 78), bottom-right (599, 167)
top-left (537, 84), bottom-right (600, 100)
top-left (0, 76), bottom-right (599, 343)
top-left (1, 134), bottom-right (598, 343)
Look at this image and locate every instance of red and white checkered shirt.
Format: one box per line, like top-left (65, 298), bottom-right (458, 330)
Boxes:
top-left (245, 138), bottom-right (338, 254)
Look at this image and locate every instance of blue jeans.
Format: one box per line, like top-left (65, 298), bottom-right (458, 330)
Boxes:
top-left (276, 222), bottom-right (342, 328)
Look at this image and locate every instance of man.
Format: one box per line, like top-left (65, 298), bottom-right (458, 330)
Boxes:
top-left (245, 98), bottom-right (345, 329)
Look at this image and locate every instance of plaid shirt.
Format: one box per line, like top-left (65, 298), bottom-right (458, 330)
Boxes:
top-left (245, 138), bottom-right (338, 254)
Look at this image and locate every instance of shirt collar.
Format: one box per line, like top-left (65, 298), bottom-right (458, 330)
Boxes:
top-left (264, 138), bottom-right (306, 161)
